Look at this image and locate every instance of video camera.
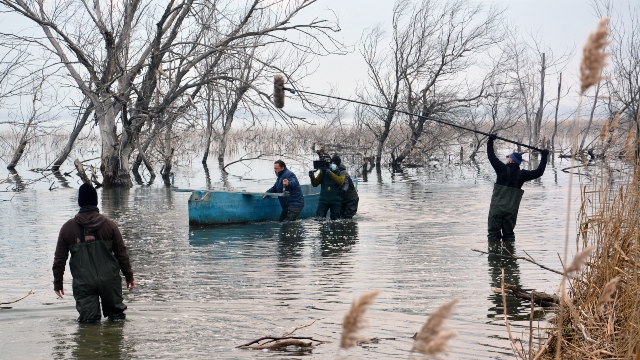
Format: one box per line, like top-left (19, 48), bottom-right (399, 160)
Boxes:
top-left (313, 148), bottom-right (332, 170)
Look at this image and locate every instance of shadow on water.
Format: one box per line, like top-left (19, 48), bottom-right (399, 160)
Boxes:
top-left (486, 241), bottom-right (546, 322)
top-left (53, 322), bottom-right (132, 360)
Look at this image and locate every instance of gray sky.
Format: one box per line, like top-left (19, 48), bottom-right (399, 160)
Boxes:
top-left (0, 0), bottom-right (629, 126)
top-left (290, 0), bottom-right (613, 120)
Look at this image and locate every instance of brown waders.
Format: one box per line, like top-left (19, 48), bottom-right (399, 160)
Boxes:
top-left (70, 227), bottom-right (127, 322)
top-left (487, 183), bottom-right (524, 242)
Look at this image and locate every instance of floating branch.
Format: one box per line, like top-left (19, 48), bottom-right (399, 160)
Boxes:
top-left (0, 290), bottom-right (34, 305)
top-left (237, 336), bottom-right (327, 351)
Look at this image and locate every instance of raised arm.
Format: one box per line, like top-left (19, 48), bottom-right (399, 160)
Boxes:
top-left (487, 136), bottom-right (505, 173)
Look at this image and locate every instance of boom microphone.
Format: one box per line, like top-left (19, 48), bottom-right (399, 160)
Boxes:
top-left (272, 75), bottom-right (544, 152)
top-left (273, 75), bottom-right (285, 108)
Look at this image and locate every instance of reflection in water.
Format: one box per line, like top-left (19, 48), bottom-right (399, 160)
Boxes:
top-left (52, 171), bottom-right (71, 188)
top-left (6, 169), bottom-right (25, 191)
top-left (278, 222), bottom-right (305, 263)
top-left (487, 241), bottom-right (523, 318)
top-left (486, 242), bottom-right (546, 321)
top-left (53, 322), bottom-right (132, 360)
top-left (101, 188), bottom-right (130, 219)
top-left (319, 220), bottom-right (358, 257)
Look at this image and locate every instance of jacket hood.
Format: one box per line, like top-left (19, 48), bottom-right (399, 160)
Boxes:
top-left (74, 212), bottom-right (108, 231)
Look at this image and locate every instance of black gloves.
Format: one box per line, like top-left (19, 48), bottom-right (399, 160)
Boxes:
top-left (488, 133), bottom-right (497, 141)
top-left (308, 170), bottom-right (315, 177)
top-left (541, 149), bottom-right (549, 158)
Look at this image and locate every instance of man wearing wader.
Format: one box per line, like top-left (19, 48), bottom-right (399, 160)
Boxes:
top-left (338, 163), bottom-right (359, 219)
top-left (310, 155), bottom-right (345, 220)
top-left (487, 134), bottom-right (549, 242)
top-left (264, 160), bottom-right (304, 221)
top-left (53, 183), bottom-right (135, 322)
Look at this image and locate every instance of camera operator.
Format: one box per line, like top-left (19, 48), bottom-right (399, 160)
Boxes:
top-left (338, 163), bottom-right (359, 219)
top-left (264, 160), bottom-right (304, 221)
top-left (309, 154), bottom-right (345, 220)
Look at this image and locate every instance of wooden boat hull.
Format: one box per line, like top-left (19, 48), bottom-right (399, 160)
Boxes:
top-left (188, 184), bottom-right (321, 225)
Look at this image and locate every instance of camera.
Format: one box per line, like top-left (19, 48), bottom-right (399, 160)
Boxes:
top-left (313, 148), bottom-right (331, 170)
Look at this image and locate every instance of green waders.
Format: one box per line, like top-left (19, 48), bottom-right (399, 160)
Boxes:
top-left (487, 183), bottom-right (524, 242)
top-left (69, 227), bottom-right (127, 322)
top-left (316, 171), bottom-right (342, 220)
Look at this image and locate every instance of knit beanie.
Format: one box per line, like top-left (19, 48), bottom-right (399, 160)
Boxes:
top-left (78, 183), bottom-right (98, 207)
top-left (509, 152), bottom-right (523, 165)
top-left (331, 154), bottom-right (341, 166)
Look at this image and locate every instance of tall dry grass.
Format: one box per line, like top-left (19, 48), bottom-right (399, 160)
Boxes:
top-left (542, 126), bottom-right (640, 358)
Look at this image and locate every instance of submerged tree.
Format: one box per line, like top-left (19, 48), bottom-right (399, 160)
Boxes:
top-left (0, 0), bottom-right (344, 187)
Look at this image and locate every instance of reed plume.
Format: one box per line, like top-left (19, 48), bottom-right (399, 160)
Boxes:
top-left (411, 299), bottom-right (458, 357)
top-left (580, 17), bottom-right (610, 94)
top-left (340, 290), bottom-right (380, 349)
top-left (565, 246), bottom-right (593, 276)
top-left (598, 276), bottom-right (620, 312)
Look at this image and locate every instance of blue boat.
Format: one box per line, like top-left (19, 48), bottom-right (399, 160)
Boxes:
top-left (187, 184), bottom-right (321, 225)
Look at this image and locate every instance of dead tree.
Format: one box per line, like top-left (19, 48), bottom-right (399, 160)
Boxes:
top-left (1, 0), bottom-right (345, 188)
top-left (391, 0), bottom-right (505, 168)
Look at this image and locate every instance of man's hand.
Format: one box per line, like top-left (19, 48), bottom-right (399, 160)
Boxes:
top-left (541, 149), bottom-right (550, 158)
top-left (282, 179), bottom-right (289, 186)
top-left (127, 279), bottom-right (136, 291)
top-left (489, 133), bottom-right (497, 141)
top-left (55, 289), bottom-right (64, 298)
top-left (308, 170), bottom-right (315, 177)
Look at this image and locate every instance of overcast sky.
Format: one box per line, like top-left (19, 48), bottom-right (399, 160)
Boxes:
top-left (288, 0), bottom-right (622, 119)
top-left (0, 0), bottom-right (632, 125)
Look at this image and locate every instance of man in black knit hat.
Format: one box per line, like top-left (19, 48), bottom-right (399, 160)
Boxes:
top-left (53, 183), bottom-right (136, 322)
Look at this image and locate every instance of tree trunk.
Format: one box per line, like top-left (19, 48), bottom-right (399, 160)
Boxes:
top-left (218, 85), bottom-right (249, 164)
top-left (161, 121), bottom-right (174, 187)
top-left (51, 102), bottom-right (93, 172)
top-left (532, 53), bottom-right (546, 150)
top-left (7, 140), bottom-right (28, 171)
top-left (203, 84), bottom-right (214, 164)
top-left (579, 82), bottom-right (600, 151)
top-left (97, 96), bottom-right (131, 188)
top-left (551, 73), bottom-right (562, 155)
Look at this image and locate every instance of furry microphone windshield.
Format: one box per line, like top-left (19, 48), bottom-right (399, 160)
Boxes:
top-left (273, 75), bottom-right (285, 108)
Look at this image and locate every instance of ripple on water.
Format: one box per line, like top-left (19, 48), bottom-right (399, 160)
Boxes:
top-left (0, 159), bottom-right (578, 359)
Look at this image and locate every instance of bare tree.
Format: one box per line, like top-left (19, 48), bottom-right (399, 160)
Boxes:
top-left (503, 31), bottom-right (571, 156)
top-left (391, 0), bottom-right (504, 168)
top-left (0, 0), bottom-right (344, 187)
top-left (591, 0), bottom-right (640, 158)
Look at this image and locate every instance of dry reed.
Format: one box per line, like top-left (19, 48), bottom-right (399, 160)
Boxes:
top-left (340, 290), bottom-right (380, 349)
top-left (564, 246), bottom-right (593, 276)
top-left (542, 129), bottom-right (640, 358)
top-left (411, 299), bottom-right (458, 358)
top-left (579, 17), bottom-right (610, 94)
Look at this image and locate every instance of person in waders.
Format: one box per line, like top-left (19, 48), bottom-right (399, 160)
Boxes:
top-left (487, 134), bottom-right (549, 242)
top-left (338, 163), bottom-right (359, 219)
top-left (52, 183), bottom-right (135, 323)
top-left (309, 154), bottom-right (345, 220)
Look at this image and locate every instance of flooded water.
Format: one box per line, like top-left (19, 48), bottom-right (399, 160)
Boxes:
top-left (0, 151), bottom-right (579, 359)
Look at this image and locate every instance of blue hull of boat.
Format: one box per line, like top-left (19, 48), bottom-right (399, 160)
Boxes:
top-left (188, 184), bottom-right (321, 225)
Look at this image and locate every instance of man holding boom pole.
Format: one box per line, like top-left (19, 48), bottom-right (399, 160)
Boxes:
top-left (487, 134), bottom-right (549, 242)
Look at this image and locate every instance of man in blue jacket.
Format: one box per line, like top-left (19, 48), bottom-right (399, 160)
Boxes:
top-left (264, 160), bottom-right (305, 221)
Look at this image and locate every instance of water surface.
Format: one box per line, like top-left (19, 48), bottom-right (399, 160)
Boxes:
top-left (0, 153), bottom-right (579, 359)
